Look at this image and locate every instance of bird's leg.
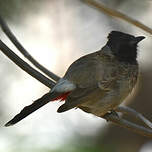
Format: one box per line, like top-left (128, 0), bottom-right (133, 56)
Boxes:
top-left (103, 110), bottom-right (120, 122)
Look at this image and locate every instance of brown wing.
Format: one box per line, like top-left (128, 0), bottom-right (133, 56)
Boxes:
top-left (57, 85), bottom-right (106, 113)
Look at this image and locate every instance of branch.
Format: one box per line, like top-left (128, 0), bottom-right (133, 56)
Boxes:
top-left (103, 112), bottom-right (152, 138)
top-left (1, 39), bottom-right (152, 137)
top-left (0, 15), bottom-right (60, 81)
top-left (1, 17), bottom-right (152, 138)
top-left (0, 39), bottom-right (55, 88)
top-left (116, 106), bottom-right (152, 129)
top-left (82, 0), bottom-right (152, 35)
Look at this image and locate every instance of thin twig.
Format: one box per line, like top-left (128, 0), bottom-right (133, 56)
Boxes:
top-left (116, 106), bottom-right (152, 129)
top-left (0, 15), bottom-right (60, 81)
top-left (0, 39), bottom-right (55, 88)
top-left (83, 0), bottom-right (152, 34)
top-left (103, 112), bottom-right (152, 138)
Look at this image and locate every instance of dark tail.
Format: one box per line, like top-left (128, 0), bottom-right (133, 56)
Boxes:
top-left (5, 92), bottom-right (60, 127)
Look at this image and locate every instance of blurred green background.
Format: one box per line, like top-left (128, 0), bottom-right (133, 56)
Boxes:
top-left (0, 0), bottom-right (152, 152)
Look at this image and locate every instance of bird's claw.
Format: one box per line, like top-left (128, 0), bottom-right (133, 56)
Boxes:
top-left (103, 110), bottom-right (120, 122)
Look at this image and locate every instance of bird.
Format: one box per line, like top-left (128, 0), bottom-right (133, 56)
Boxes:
top-left (5, 31), bottom-right (145, 127)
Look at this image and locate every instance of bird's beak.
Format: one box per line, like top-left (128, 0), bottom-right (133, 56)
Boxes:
top-left (132, 36), bottom-right (145, 44)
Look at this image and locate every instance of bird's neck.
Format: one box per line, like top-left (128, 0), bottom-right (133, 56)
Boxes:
top-left (99, 45), bottom-right (116, 60)
top-left (100, 45), bottom-right (138, 65)
top-left (115, 55), bottom-right (138, 65)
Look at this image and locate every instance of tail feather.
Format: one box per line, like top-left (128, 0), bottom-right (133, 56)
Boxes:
top-left (57, 104), bottom-right (69, 113)
top-left (5, 92), bottom-right (61, 127)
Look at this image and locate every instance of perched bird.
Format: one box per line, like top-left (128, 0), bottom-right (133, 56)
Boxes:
top-left (5, 31), bottom-right (145, 127)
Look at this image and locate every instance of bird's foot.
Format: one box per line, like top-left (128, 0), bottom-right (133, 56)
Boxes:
top-left (103, 110), bottom-right (120, 122)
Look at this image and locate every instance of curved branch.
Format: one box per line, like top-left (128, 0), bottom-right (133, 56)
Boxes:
top-left (83, 0), bottom-right (152, 34)
top-left (103, 112), bottom-right (152, 138)
top-left (1, 16), bottom-right (152, 138)
top-left (116, 106), bottom-right (152, 129)
top-left (0, 15), bottom-right (60, 81)
top-left (1, 39), bottom-right (152, 138)
top-left (0, 39), bottom-right (55, 88)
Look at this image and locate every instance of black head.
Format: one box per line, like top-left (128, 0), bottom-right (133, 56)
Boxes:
top-left (106, 31), bottom-right (145, 64)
